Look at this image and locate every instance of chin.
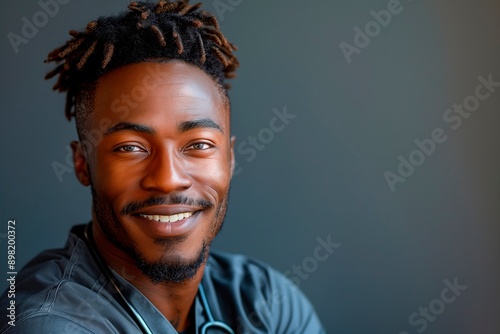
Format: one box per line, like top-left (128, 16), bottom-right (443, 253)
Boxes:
top-left (135, 241), bottom-right (209, 284)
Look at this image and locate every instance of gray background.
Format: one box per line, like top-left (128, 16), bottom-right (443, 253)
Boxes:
top-left (1, 0), bottom-right (500, 333)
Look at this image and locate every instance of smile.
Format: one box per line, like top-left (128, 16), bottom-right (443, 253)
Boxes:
top-left (139, 212), bottom-right (194, 223)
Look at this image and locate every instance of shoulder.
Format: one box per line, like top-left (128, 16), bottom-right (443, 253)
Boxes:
top-left (207, 250), bottom-right (278, 282)
top-left (1, 313), bottom-right (98, 334)
top-left (0, 226), bottom-right (127, 333)
top-left (206, 250), bottom-right (326, 334)
top-left (207, 250), bottom-right (289, 300)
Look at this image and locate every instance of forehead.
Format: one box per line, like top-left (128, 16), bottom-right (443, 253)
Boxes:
top-left (93, 61), bottom-right (228, 128)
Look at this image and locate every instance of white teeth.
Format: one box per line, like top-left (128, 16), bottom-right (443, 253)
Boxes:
top-left (140, 212), bottom-right (193, 223)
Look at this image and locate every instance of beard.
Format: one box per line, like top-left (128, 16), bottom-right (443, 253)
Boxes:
top-left (90, 185), bottom-right (230, 284)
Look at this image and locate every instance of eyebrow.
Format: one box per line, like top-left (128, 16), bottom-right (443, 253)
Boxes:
top-left (178, 118), bottom-right (223, 133)
top-left (104, 118), bottom-right (223, 136)
top-left (105, 122), bottom-right (156, 136)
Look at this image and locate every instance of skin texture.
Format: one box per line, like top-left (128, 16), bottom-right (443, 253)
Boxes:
top-left (71, 61), bottom-right (235, 331)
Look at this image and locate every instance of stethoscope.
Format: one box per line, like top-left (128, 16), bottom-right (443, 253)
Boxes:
top-left (83, 223), bottom-right (235, 334)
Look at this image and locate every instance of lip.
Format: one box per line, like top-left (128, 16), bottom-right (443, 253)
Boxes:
top-left (131, 205), bottom-right (203, 237)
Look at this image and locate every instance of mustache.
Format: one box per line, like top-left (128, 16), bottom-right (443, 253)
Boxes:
top-left (121, 195), bottom-right (214, 216)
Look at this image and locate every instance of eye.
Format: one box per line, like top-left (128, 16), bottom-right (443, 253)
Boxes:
top-left (186, 142), bottom-right (213, 151)
top-left (114, 144), bottom-right (147, 153)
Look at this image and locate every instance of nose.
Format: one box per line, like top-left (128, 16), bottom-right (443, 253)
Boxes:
top-left (140, 147), bottom-right (191, 193)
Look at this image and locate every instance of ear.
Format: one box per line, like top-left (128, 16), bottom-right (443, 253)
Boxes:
top-left (229, 135), bottom-right (236, 179)
top-left (71, 141), bottom-right (90, 186)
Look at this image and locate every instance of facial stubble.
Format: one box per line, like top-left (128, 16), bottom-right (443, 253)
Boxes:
top-left (90, 183), bottom-right (229, 284)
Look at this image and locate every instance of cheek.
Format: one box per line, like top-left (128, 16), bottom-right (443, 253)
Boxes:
top-left (188, 155), bottom-right (232, 199)
top-left (93, 154), bottom-right (142, 204)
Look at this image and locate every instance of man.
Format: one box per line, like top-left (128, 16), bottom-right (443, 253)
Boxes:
top-left (1, 1), bottom-right (324, 333)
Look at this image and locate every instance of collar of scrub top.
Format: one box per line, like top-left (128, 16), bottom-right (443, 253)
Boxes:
top-left (83, 222), bottom-right (235, 334)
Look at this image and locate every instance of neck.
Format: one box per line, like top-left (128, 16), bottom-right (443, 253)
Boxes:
top-left (88, 221), bottom-right (205, 332)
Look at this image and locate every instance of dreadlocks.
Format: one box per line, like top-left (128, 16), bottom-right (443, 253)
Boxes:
top-left (45, 0), bottom-right (239, 131)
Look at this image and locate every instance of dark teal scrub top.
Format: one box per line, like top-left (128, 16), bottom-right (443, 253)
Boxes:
top-left (0, 225), bottom-right (325, 333)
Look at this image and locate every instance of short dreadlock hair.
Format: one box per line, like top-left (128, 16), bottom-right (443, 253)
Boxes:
top-left (45, 0), bottom-right (238, 142)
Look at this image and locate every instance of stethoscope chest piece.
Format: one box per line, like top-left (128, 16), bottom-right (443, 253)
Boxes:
top-left (198, 284), bottom-right (235, 334)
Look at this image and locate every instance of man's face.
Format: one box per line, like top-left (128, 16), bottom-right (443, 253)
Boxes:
top-left (74, 61), bottom-right (234, 283)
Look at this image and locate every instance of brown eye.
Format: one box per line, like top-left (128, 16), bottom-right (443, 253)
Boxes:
top-left (115, 145), bottom-right (144, 153)
top-left (188, 142), bottom-right (212, 150)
